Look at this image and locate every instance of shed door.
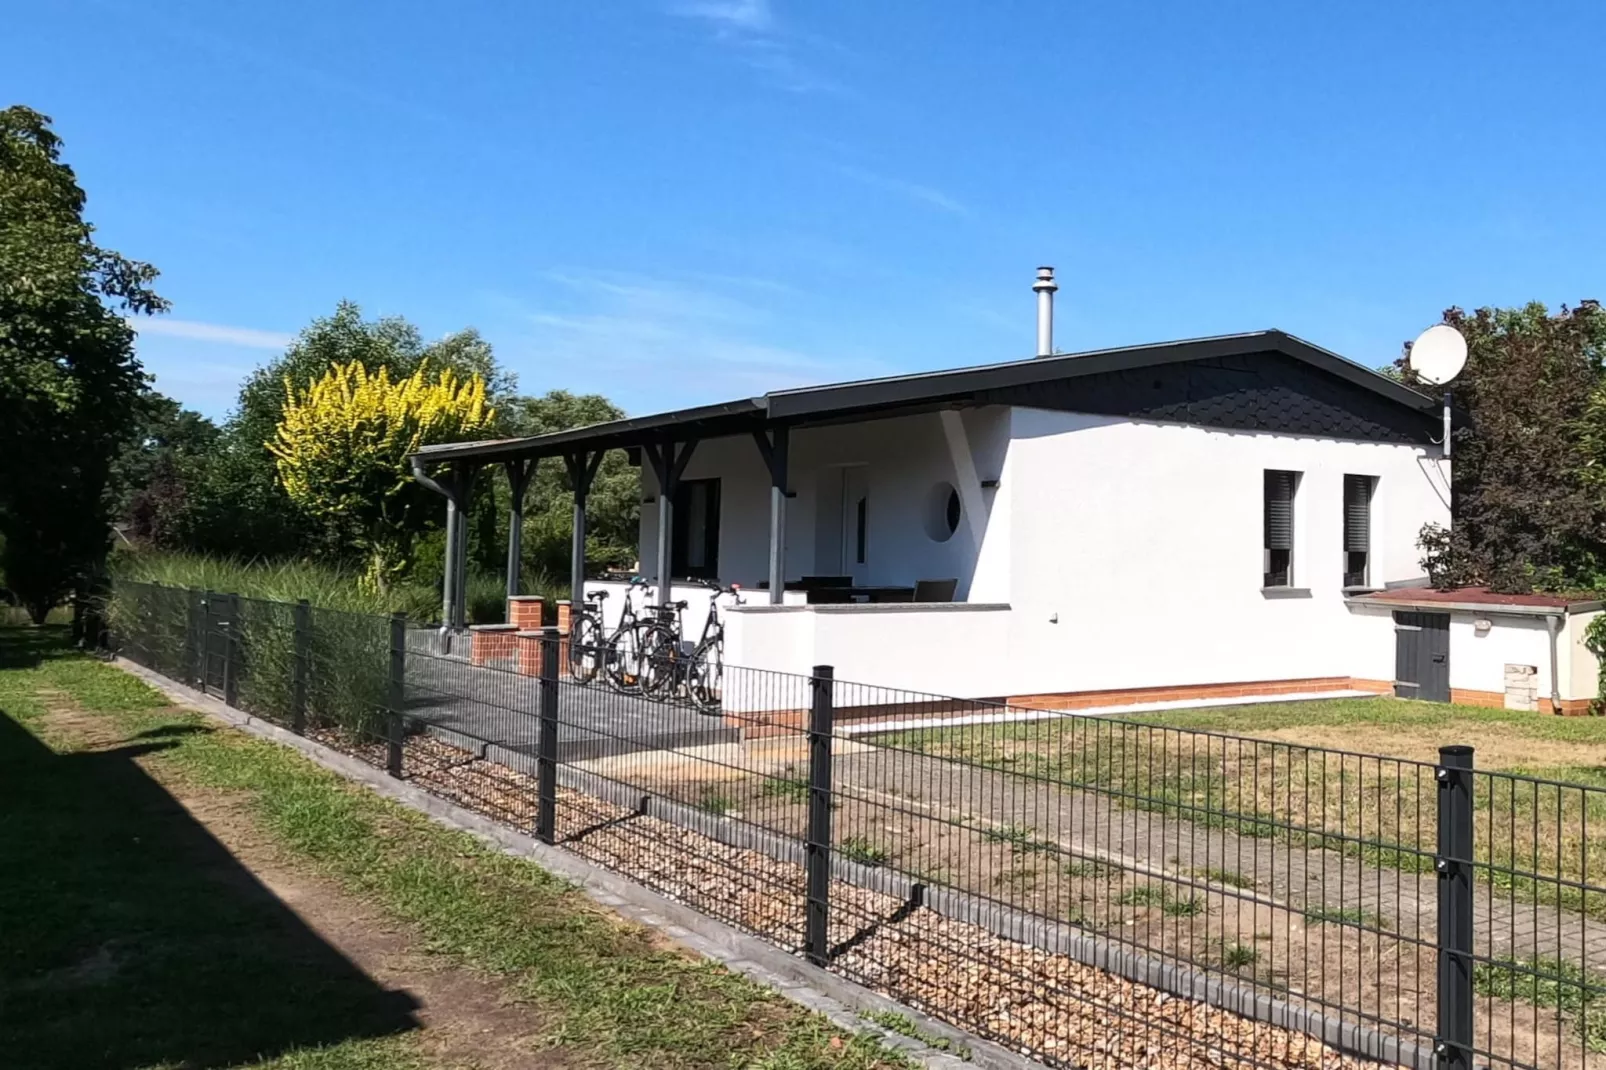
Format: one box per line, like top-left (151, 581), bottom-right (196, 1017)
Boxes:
top-left (1394, 611), bottom-right (1450, 703)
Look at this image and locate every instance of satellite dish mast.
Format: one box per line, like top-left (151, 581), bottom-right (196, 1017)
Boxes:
top-left (1407, 324), bottom-right (1468, 458)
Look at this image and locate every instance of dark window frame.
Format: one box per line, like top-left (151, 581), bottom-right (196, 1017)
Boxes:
top-left (1263, 469), bottom-right (1299, 588)
top-left (1343, 474), bottom-right (1376, 588)
top-left (854, 496), bottom-right (867, 565)
top-left (671, 477), bottom-right (721, 580)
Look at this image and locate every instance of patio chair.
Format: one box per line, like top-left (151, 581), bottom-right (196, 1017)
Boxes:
top-left (913, 578), bottom-right (958, 603)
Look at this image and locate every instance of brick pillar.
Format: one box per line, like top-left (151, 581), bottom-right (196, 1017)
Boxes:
top-left (555, 601), bottom-right (572, 678)
top-left (470, 624), bottom-right (518, 667)
top-left (507, 595), bottom-right (544, 631)
top-left (516, 630), bottom-right (545, 676)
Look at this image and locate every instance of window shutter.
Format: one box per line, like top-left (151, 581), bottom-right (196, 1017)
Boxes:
top-left (1344, 475), bottom-right (1371, 553)
top-left (1264, 470), bottom-right (1294, 550)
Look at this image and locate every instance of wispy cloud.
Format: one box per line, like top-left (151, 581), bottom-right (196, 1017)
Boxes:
top-left (673, 0), bottom-right (774, 33)
top-left (496, 268), bottom-right (880, 411)
top-left (129, 317), bottom-right (293, 350)
top-left (669, 0), bottom-right (839, 94)
top-left (832, 164), bottom-right (968, 215)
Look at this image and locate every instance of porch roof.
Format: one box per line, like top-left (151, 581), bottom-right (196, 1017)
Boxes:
top-left (411, 329), bottom-right (1439, 464)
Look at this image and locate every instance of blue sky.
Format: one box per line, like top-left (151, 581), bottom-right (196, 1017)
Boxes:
top-left (7, 1), bottom-right (1604, 419)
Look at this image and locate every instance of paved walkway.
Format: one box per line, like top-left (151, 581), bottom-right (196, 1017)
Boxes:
top-left (833, 747), bottom-right (1606, 974)
top-left (401, 645), bottom-right (735, 763)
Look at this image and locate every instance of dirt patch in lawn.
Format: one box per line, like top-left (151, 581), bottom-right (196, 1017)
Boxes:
top-left (37, 707), bottom-right (563, 1070)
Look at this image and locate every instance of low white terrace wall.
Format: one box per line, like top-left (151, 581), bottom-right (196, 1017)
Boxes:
top-left (723, 602), bottom-right (1013, 712)
top-left (582, 578), bottom-right (801, 642)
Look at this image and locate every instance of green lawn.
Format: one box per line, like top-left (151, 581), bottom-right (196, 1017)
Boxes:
top-left (882, 694), bottom-right (1606, 917)
top-left (0, 626), bottom-right (911, 1070)
top-left (1131, 693), bottom-right (1606, 747)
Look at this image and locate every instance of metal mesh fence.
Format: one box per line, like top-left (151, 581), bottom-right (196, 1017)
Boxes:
top-left (110, 580), bottom-right (1606, 1070)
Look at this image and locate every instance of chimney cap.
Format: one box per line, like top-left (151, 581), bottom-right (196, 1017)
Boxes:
top-left (1032, 265), bottom-right (1058, 293)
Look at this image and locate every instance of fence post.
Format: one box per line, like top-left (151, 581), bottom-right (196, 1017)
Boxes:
top-left (1436, 744), bottom-right (1475, 1070)
top-left (805, 664), bottom-right (835, 967)
top-left (386, 612), bottom-right (405, 778)
top-left (222, 592), bottom-right (241, 708)
top-left (536, 626), bottom-right (560, 843)
top-left (291, 600), bottom-right (311, 735)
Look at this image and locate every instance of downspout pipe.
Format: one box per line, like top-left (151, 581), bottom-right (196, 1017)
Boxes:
top-left (1547, 612), bottom-right (1564, 713)
top-left (411, 457), bottom-right (460, 639)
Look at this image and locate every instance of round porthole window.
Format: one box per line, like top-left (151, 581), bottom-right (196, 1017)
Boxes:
top-left (925, 481), bottom-right (961, 542)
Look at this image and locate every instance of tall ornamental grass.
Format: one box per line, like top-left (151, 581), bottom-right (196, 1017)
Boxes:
top-left (109, 551), bottom-right (557, 623)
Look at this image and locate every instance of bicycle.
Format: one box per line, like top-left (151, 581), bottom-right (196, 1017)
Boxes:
top-left (568, 591), bottom-right (609, 684)
top-left (687, 580), bottom-right (739, 711)
top-left (634, 596), bottom-right (688, 699)
top-left (636, 579), bottom-right (738, 707)
top-left (600, 577), bottom-right (655, 693)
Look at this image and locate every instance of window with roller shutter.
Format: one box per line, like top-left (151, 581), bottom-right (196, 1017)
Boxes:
top-left (1263, 470), bottom-right (1298, 587)
top-left (1343, 474), bottom-right (1376, 587)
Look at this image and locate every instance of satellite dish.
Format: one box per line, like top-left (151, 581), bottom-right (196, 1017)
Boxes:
top-left (1408, 324), bottom-right (1468, 386)
top-left (1406, 324), bottom-right (1466, 460)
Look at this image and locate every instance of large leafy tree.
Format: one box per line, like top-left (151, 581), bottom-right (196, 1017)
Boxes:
top-left (1407, 302), bottom-right (1606, 592)
top-left (184, 301), bottom-right (515, 561)
top-left (269, 360), bottom-right (495, 588)
top-left (0, 106), bottom-right (167, 622)
top-left (112, 392), bottom-right (220, 548)
top-left (505, 390), bottom-right (639, 576)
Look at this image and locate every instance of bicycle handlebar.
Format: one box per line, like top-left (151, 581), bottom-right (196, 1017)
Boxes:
top-left (691, 577), bottom-right (742, 596)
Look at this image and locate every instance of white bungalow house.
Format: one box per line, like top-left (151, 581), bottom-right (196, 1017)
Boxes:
top-left (408, 290), bottom-right (1604, 714)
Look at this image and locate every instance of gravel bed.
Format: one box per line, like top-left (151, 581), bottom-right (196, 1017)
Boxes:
top-left (369, 733), bottom-right (1395, 1070)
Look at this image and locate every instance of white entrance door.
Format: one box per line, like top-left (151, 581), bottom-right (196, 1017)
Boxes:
top-left (840, 465), bottom-right (869, 584)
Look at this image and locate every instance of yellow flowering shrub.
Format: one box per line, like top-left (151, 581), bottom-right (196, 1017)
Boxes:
top-left (269, 360), bottom-right (493, 588)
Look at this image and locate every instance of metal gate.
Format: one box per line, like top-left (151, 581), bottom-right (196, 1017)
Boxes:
top-left (196, 591), bottom-right (240, 705)
top-left (1394, 610), bottom-right (1450, 702)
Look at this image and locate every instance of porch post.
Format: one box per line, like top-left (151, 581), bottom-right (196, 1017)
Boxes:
top-left (441, 495), bottom-right (458, 629)
top-left (564, 451), bottom-right (605, 606)
top-left (504, 458), bottom-right (535, 599)
top-left (452, 462), bottom-right (474, 629)
top-left (645, 441), bottom-right (697, 608)
top-left (753, 426), bottom-right (789, 604)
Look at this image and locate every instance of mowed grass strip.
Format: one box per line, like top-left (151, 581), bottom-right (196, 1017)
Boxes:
top-left (1, 627), bottom-right (911, 1070)
top-left (0, 629), bottom-right (427, 1070)
top-left (880, 695), bottom-right (1606, 918)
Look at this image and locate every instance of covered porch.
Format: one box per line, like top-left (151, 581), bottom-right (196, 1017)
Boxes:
top-left (407, 384), bottom-right (1014, 687)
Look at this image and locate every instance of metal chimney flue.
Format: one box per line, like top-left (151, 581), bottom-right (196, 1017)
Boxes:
top-left (1032, 266), bottom-right (1057, 357)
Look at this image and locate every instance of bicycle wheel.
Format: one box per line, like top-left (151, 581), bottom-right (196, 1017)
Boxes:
top-left (605, 621), bottom-right (651, 694)
top-left (688, 637), bottom-right (723, 712)
top-left (636, 623), bottom-right (682, 698)
top-left (569, 614), bottom-right (603, 683)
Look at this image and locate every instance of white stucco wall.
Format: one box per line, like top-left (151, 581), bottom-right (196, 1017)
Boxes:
top-left (621, 404), bottom-right (1455, 700)
top-left (1343, 602), bottom-right (1398, 685)
top-left (1569, 610), bottom-right (1602, 703)
top-left (1448, 613), bottom-right (1552, 698)
top-left (723, 604), bottom-right (1013, 709)
top-left (999, 410), bottom-right (1453, 697)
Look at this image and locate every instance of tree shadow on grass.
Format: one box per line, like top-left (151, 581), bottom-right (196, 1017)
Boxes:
top-left (0, 623), bottom-right (77, 670)
top-left (0, 707), bottom-right (420, 1069)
